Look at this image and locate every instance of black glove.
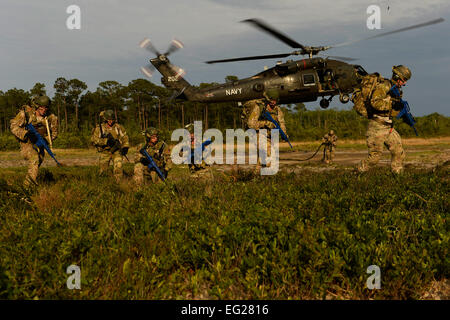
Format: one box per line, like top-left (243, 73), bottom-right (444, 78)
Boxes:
top-left (120, 147), bottom-right (128, 156)
top-left (393, 100), bottom-right (404, 111)
top-left (106, 135), bottom-right (121, 153)
top-left (25, 131), bottom-right (37, 143)
top-left (106, 138), bottom-right (114, 148)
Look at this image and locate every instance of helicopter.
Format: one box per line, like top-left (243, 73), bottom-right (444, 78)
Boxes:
top-left (139, 17), bottom-right (444, 108)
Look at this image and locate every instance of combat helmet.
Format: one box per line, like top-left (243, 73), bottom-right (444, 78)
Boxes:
top-left (142, 127), bottom-right (159, 140)
top-left (392, 65), bottom-right (411, 81)
top-left (185, 123), bottom-right (195, 134)
top-left (263, 89), bottom-right (280, 104)
top-left (100, 109), bottom-right (115, 121)
top-left (31, 95), bottom-right (51, 109)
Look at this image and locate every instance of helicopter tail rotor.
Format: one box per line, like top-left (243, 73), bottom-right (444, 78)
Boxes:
top-left (164, 39), bottom-right (184, 56)
top-left (140, 65), bottom-right (155, 77)
top-left (139, 38), bottom-right (161, 56)
top-left (139, 38), bottom-right (185, 78)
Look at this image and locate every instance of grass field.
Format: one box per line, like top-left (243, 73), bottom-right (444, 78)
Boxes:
top-left (0, 152), bottom-right (448, 299)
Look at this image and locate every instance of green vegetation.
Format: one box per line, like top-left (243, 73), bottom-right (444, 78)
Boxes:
top-left (0, 165), bottom-right (448, 299)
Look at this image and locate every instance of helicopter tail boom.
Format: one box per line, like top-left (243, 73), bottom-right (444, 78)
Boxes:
top-left (150, 56), bottom-right (198, 100)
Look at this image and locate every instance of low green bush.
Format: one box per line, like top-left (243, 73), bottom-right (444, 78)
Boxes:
top-left (0, 166), bottom-right (448, 299)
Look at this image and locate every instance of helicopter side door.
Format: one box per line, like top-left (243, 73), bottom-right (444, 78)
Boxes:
top-left (263, 70), bottom-right (320, 104)
top-left (282, 71), bottom-right (319, 103)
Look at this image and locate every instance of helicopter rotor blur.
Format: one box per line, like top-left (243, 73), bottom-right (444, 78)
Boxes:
top-left (139, 17), bottom-right (444, 107)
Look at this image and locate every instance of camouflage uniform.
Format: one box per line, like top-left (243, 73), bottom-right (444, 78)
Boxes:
top-left (245, 95), bottom-right (286, 172)
top-left (133, 130), bottom-right (172, 185)
top-left (91, 111), bottom-right (129, 181)
top-left (188, 150), bottom-right (213, 179)
top-left (322, 130), bottom-right (337, 164)
top-left (10, 99), bottom-right (58, 186)
top-left (357, 66), bottom-right (411, 174)
top-left (180, 123), bottom-right (212, 180)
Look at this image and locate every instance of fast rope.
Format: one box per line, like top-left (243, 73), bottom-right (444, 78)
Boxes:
top-left (297, 143), bottom-right (326, 161)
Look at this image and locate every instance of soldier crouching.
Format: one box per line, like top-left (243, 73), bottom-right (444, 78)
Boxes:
top-left (91, 109), bottom-right (129, 181)
top-left (10, 95), bottom-right (58, 187)
top-left (133, 127), bottom-right (172, 185)
top-left (185, 123), bottom-right (213, 180)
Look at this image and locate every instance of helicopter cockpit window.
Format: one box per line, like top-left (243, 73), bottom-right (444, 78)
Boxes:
top-left (355, 65), bottom-right (368, 76)
top-left (303, 74), bottom-right (315, 86)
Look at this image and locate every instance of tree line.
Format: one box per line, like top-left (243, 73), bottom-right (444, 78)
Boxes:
top-left (0, 76), bottom-right (449, 150)
top-left (0, 77), bottom-right (243, 135)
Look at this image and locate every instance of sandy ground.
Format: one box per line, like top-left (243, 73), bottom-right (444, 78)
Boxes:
top-left (1, 137), bottom-right (449, 171)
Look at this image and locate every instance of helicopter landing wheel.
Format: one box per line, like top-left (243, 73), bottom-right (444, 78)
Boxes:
top-left (320, 98), bottom-right (330, 109)
top-left (339, 93), bottom-right (350, 103)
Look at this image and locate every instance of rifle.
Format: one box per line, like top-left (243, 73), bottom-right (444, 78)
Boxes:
top-left (262, 111), bottom-right (293, 149)
top-left (389, 85), bottom-right (418, 136)
top-left (139, 145), bottom-right (166, 181)
top-left (105, 133), bottom-right (122, 154)
top-left (23, 109), bottom-right (62, 166)
top-left (190, 139), bottom-right (213, 164)
top-left (98, 117), bottom-right (129, 160)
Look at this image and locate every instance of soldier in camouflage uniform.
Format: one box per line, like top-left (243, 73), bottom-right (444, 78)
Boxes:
top-left (185, 124), bottom-right (213, 180)
top-left (322, 130), bottom-right (337, 164)
top-left (10, 95), bottom-right (58, 187)
top-left (244, 89), bottom-right (287, 173)
top-left (91, 110), bottom-right (129, 181)
top-left (356, 65), bottom-right (411, 174)
top-left (133, 127), bottom-right (172, 185)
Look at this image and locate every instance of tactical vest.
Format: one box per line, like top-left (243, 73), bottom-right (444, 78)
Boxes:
top-left (351, 73), bottom-right (382, 118)
top-left (25, 106), bottom-right (51, 138)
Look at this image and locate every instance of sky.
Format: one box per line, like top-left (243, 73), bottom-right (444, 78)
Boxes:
top-left (0, 0), bottom-right (449, 116)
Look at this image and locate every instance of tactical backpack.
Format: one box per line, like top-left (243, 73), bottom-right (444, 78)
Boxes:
top-left (241, 99), bottom-right (264, 129)
top-left (351, 73), bottom-right (382, 118)
top-left (240, 102), bottom-right (252, 129)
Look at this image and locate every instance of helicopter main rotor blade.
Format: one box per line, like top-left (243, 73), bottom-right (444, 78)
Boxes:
top-left (206, 52), bottom-right (293, 64)
top-left (323, 55), bottom-right (358, 62)
top-left (331, 17), bottom-right (444, 48)
top-left (242, 18), bottom-right (306, 49)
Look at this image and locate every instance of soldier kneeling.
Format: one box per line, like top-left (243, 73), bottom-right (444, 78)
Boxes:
top-left (133, 127), bottom-right (172, 185)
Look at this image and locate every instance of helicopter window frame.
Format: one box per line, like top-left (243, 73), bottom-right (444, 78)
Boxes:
top-left (302, 74), bottom-right (316, 86)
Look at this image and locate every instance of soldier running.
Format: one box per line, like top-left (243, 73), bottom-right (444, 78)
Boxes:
top-left (353, 65), bottom-right (411, 174)
top-left (91, 110), bottom-right (129, 181)
top-left (10, 95), bottom-right (58, 187)
top-left (243, 89), bottom-right (287, 173)
top-left (322, 130), bottom-right (337, 164)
